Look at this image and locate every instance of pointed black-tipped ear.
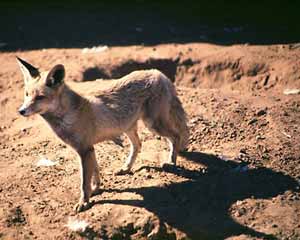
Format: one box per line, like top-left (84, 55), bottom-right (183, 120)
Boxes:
top-left (16, 57), bottom-right (40, 81)
top-left (46, 64), bottom-right (65, 88)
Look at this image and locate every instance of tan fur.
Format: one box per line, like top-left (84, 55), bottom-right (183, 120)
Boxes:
top-left (17, 58), bottom-right (189, 212)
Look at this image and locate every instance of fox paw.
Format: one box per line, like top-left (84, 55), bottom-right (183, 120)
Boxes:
top-left (74, 201), bottom-right (91, 213)
top-left (115, 168), bottom-right (132, 175)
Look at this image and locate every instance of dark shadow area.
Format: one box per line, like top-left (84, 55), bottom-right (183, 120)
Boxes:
top-left (93, 151), bottom-right (298, 239)
top-left (82, 58), bottom-right (178, 81)
top-left (0, 0), bottom-right (299, 52)
top-left (83, 67), bottom-right (111, 81)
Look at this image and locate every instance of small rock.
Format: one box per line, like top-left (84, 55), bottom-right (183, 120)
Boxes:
top-left (234, 207), bottom-right (246, 217)
top-left (146, 173), bottom-right (152, 179)
top-left (256, 109), bottom-right (267, 116)
top-left (240, 148), bottom-right (247, 154)
top-left (248, 118), bottom-right (258, 125)
top-left (283, 111), bottom-right (289, 116)
top-left (256, 135), bottom-right (265, 140)
top-left (263, 75), bottom-right (270, 86)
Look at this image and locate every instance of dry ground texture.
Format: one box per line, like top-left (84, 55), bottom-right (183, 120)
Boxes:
top-left (0, 43), bottom-right (300, 240)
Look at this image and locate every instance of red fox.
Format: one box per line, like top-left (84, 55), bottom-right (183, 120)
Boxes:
top-left (17, 57), bottom-right (189, 212)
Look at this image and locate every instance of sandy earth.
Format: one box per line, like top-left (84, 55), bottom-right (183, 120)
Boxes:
top-left (0, 43), bottom-right (300, 240)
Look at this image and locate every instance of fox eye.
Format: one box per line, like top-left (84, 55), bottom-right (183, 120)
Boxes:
top-left (35, 95), bottom-right (46, 101)
top-left (25, 92), bottom-right (29, 97)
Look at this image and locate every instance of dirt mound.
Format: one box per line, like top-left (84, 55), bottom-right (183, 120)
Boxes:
top-left (75, 44), bottom-right (300, 92)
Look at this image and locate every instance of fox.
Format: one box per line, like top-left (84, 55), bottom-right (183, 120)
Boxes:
top-left (17, 57), bottom-right (189, 212)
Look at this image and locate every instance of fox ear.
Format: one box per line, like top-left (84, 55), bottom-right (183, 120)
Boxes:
top-left (46, 64), bottom-right (65, 88)
top-left (16, 57), bottom-right (40, 82)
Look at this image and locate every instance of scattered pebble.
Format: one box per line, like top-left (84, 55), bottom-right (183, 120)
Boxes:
top-left (234, 207), bottom-right (246, 217)
top-left (248, 118), bottom-right (258, 125)
top-left (256, 135), bottom-right (265, 140)
top-left (239, 148), bottom-right (247, 154)
top-left (283, 89), bottom-right (300, 95)
top-left (256, 109), bottom-right (267, 116)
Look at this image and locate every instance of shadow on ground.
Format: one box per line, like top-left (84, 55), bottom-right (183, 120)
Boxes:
top-left (92, 151), bottom-right (297, 239)
top-left (82, 58), bottom-right (179, 81)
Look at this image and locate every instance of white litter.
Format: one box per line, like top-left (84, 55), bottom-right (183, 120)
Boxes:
top-left (82, 45), bottom-right (108, 54)
top-left (282, 131), bottom-right (291, 138)
top-left (36, 157), bottom-right (58, 167)
top-left (283, 89), bottom-right (300, 95)
top-left (66, 218), bottom-right (89, 232)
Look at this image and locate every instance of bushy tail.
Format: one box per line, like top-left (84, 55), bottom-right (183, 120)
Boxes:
top-left (170, 94), bottom-right (189, 152)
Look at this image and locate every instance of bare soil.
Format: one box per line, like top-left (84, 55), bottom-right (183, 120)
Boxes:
top-left (0, 43), bottom-right (300, 240)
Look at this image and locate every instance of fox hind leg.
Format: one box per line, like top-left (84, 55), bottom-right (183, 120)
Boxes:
top-left (115, 124), bottom-right (141, 175)
top-left (165, 134), bottom-right (180, 165)
top-left (143, 116), bottom-right (180, 167)
top-left (155, 124), bottom-right (180, 166)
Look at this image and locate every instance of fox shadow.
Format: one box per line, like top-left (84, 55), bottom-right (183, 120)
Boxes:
top-left (94, 151), bottom-right (298, 239)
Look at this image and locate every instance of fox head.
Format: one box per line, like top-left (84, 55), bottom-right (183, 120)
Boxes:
top-left (17, 57), bottom-right (65, 116)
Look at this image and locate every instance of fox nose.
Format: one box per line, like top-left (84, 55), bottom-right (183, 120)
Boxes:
top-left (19, 109), bottom-right (26, 116)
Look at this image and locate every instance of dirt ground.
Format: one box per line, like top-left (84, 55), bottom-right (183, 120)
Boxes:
top-left (0, 42), bottom-right (300, 240)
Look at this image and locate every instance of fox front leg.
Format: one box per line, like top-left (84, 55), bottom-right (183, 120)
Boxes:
top-left (74, 146), bottom-right (98, 212)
